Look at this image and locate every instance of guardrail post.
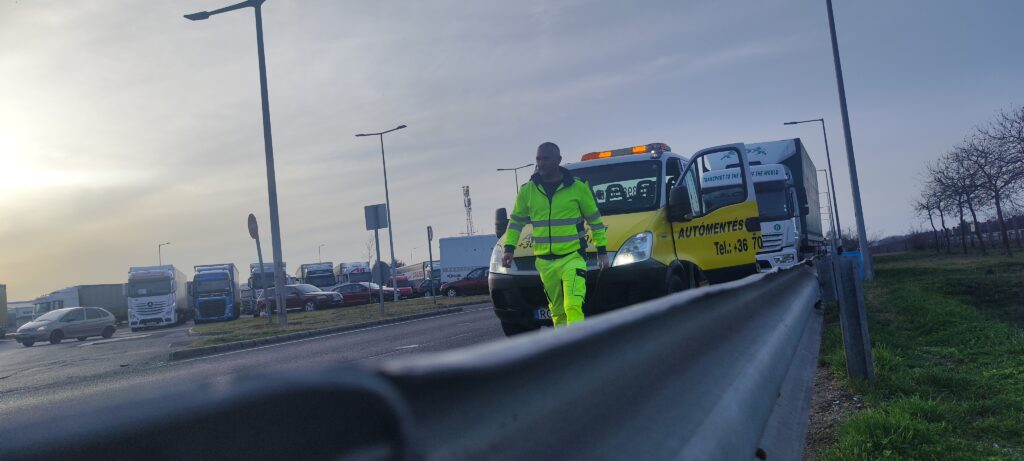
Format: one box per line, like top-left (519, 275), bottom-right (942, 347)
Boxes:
top-left (816, 256), bottom-right (838, 303)
top-left (834, 257), bottom-right (875, 383)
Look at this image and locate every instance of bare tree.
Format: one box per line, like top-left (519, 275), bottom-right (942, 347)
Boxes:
top-left (913, 195), bottom-right (940, 252)
top-left (965, 131), bottom-right (1022, 256)
top-left (364, 235), bottom-right (376, 266)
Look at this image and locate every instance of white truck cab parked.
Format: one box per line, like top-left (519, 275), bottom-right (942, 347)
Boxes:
top-left (706, 138), bottom-right (824, 270)
top-left (126, 265), bottom-right (189, 331)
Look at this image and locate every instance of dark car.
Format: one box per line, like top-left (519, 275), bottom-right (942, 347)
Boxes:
top-left (414, 279), bottom-right (443, 298)
top-left (256, 284), bottom-right (344, 315)
top-left (328, 282), bottom-right (398, 306)
top-left (440, 267), bottom-right (489, 297)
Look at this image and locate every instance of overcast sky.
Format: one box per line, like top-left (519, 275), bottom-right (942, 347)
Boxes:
top-left (1, 0), bottom-right (1021, 300)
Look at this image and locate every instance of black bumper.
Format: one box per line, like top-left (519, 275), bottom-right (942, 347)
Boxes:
top-left (488, 259), bottom-right (668, 328)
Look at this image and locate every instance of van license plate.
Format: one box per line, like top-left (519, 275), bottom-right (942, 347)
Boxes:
top-left (534, 308), bottom-right (551, 320)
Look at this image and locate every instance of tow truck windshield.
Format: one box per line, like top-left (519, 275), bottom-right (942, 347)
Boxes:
top-left (572, 160), bottom-right (662, 216)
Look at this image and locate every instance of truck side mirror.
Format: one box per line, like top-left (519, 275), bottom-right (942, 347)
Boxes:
top-left (802, 204), bottom-right (810, 216)
top-left (668, 187), bottom-right (694, 221)
top-left (495, 208), bottom-right (509, 236)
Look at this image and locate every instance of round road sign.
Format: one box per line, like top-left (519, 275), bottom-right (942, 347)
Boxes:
top-left (248, 213), bottom-right (259, 240)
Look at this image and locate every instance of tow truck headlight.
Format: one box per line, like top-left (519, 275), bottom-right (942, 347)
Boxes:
top-left (490, 242), bottom-right (511, 274)
top-left (612, 232), bottom-right (653, 267)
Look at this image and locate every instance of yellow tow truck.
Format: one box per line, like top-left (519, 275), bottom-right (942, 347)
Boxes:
top-left (488, 142), bottom-right (761, 335)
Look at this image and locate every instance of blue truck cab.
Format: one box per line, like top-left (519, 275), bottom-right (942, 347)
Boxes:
top-left (189, 264), bottom-right (240, 324)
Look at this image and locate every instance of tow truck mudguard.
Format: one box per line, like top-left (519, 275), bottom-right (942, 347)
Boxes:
top-left (489, 258), bottom-right (667, 329)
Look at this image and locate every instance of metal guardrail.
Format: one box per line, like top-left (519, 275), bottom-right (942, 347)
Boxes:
top-left (0, 264), bottom-right (824, 461)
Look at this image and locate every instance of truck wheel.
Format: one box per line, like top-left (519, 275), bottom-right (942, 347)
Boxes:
top-left (303, 301), bottom-right (316, 312)
top-left (446, 288), bottom-right (459, 298)
top-left (22, 341), bottom-right (34, 347)
top-left (49, 330), bottom-right (64, 345)
top-left (500, 321), bottom-right (536, 337)
top-left (101, 326), bottom-right (115, 339)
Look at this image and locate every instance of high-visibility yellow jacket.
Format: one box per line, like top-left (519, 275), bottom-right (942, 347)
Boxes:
top-left (503, 167), bottom-right (608, 257)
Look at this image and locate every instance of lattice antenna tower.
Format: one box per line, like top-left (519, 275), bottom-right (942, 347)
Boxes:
top-left (462, 185), bottom-right (475, 236)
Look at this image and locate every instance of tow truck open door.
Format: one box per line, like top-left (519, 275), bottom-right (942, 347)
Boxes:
top-left (668, 143), bottom-right (760, 283)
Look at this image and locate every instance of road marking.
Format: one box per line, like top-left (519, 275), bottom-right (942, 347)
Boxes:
top-left (395, 344), bottom-right (420, 350)
top-left (78, 335), bottom-right (152, 347)
top-left (173, 304), bottom-right (493, 364)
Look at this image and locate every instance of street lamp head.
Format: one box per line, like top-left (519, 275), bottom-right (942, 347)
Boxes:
top-left (161, 242), bottom-right (171, 245)
top-left (184, 11), bottom-right (211, 20)
top-left (355, 133), bottom-right (369, 137)
top-left (396, 125), bottom-right (407, 130)
top-left (783, 121), bottom-right (798, 125)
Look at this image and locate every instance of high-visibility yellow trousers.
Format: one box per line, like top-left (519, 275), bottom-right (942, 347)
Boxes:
top-left (535, 252), bottom-right (587, 327)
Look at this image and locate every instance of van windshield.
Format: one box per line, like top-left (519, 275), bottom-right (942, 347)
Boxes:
top-left (571, 160), bottom-right (662, 216)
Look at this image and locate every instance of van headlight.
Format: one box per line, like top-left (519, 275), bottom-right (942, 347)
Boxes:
top-left (490, 242), bottom-right (511, 274)
top-left (612, 231), bottom-right (653, 267)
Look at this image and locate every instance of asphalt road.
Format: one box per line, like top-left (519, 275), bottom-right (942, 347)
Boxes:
top-left (0, 304), bottom-right (502, 430)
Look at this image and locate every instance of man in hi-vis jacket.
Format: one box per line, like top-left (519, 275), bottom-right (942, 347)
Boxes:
top-left (501, 142), bottom-right (609, 327)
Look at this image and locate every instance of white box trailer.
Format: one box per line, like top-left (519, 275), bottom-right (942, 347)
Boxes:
top-left (439, 235), bottom-right (498, 283)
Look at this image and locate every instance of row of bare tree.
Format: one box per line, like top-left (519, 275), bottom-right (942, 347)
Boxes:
top-left (915, 105), bottom-right (1024, 256)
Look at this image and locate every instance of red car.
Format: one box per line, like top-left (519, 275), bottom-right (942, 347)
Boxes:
top-left (329, 282), bottom-right (397, 306)
top-left (386, 275), bottom-right (415, 299)
top-left (256, 284), bottom-right (344, 315)
top-left (440, 267), bottom-right (489, 297)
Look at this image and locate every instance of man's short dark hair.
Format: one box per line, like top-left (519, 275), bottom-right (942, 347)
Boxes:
top-left (538, 142), bottom-right (560, 157)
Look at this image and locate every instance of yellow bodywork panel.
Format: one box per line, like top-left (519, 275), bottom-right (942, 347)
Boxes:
top-left (671, 199), bottom-right (760, 271)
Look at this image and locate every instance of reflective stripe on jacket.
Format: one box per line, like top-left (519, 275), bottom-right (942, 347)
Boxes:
top-left (503, 167), bottom-right (608, 256)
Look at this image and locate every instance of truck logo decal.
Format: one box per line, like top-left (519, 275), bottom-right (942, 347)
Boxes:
top-left (747, 147), bottom-right (768, 157)
top-left (677, 218), bottom-right (746, 239)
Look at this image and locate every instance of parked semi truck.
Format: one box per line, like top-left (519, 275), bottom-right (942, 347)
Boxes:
top-left (706, 138), bottom-right (824, 270)
top-left (126, 265), bottom-right (189, 331)
top-left (296, 262), bottom-right (336, 289)
top-left (190, 264), bottom-right (240, 323)
top-left (489, 142), bottom-right (760, 336)
top-left (334, 262), bottom-right (371, 284)
top-left (31, 284), bottom-right (129, 322)
top-left (440, 235), bottom-right (498, 283)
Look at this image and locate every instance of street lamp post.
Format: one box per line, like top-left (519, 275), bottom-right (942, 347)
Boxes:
top-left (318, 244), bottom-right (325, 263)
top-left (784, 118), bottom-right (843, 247)
top-left (158, 242), bottom-right (171, 266)
top-left (496, 163), bottom-right (534, 194)
top-left (185, 0), bottom-right (289, 324)
top-left (356, 125), bottom-right (407, 301)
top-left (824, 0), bottom-right (874, 279)
top-left (817, 169), bottom-right (840, 249)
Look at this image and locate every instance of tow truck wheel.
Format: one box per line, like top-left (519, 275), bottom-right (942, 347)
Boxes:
top-left (49, 330), bottom-right (64, 345)
top-left (303, 301), bottom-right (316, 312)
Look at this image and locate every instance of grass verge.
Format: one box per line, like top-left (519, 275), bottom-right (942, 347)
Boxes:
top-left (817, 252), bottom-right (1024, 460)
top-left (190, 295), bottom-right (491, 347)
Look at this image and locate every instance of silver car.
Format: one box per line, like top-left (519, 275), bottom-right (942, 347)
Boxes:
top-left (15, 307), bottom-right (117, 347)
